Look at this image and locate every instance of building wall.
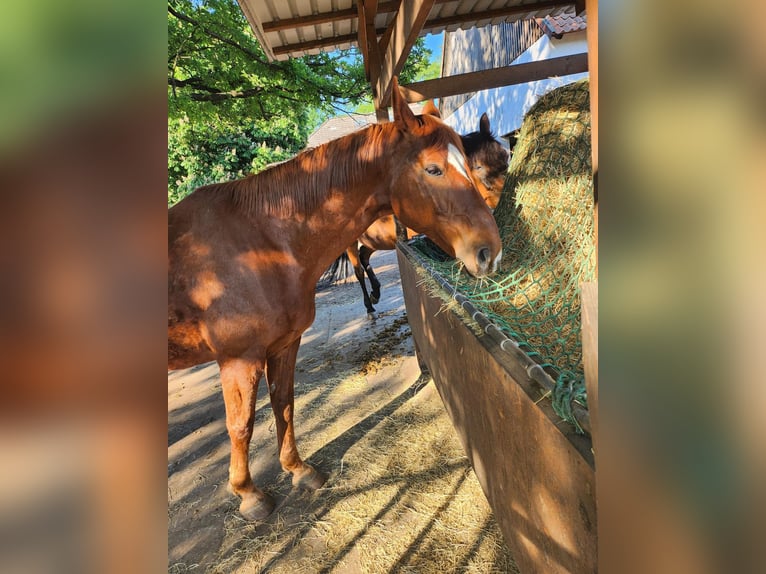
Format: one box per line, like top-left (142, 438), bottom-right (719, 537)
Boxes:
top-left (440, 20), bottom-right (543, 118)
top-left (443, 30), bottom-right (589, 143)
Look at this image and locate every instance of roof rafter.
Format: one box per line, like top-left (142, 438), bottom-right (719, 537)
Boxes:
top-left (378, 0), bottom-right (435, 107)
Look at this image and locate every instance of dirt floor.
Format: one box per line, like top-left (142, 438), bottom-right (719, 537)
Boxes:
top-left (168, 250), bottom-right (519, 573)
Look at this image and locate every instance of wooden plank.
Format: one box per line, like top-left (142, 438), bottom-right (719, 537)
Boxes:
top-left (586, 0), bottom-right (598, 269)
top-left (357, 2), bottom-right (369, 78)
top-left (262, 6), bottom-right (357, 32)
top-left (399, 53), bottom-right (589, 102)
top-left (273, 31), bottom-right (383, 56)
top-left (377, 4), bottom-right (399, 55)
top-left (376, 0), bottom-right (436, 107)
top-left (397, 245), bottom-right (597, 574)
top-left (581, 282), bottom-right (598, 456)
top-left (359, 0), bottom-right (389, 119)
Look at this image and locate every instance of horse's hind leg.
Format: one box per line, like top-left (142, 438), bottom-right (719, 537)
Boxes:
top-left (348, 244), bottom-right (375, 315)
top-left (219, 357), bottom-right (275, 520)
top-left (360, 246), bottom-right (381, 305)
top-left (266, 338), bottom-right (326, 491)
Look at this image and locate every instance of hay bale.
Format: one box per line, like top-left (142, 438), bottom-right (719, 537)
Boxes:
top-left (411, 79), bottom-right (595, 429)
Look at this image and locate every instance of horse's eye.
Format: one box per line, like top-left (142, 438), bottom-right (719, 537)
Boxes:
top-left (425, 165), bottom-right (443, 176)
top-left (474, 164), bottom-right (484, 171)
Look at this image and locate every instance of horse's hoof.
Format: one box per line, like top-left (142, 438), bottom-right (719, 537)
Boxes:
top-left (239, 492), bottom-right (275, 521)
top-left (370, 294), bottom-right (380, 305)
top-left (366, 312), bottom-right (376, 321)
top-left (292, 465), bottom-right (326, 491)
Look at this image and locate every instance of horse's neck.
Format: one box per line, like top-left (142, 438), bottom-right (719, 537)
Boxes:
top-left (299, 177), bottom-right (393, 282)
top-left (261, 134), bottom-right (398, 280)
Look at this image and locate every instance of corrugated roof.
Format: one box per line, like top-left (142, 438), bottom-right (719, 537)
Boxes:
top-left (237, 0), bottom-right (577, 61)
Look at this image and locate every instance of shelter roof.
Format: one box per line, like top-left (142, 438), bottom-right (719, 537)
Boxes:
top-left (238, 1), bottom-right (576, 61)
top-left (237, 1), bottom-right (587, 115)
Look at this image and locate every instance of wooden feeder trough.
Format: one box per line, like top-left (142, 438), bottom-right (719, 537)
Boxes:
top-left (397, 241), bottom-right (596, 574)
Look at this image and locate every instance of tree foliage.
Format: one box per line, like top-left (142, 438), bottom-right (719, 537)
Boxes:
top-left (168, 0), bottom-right (433, 204)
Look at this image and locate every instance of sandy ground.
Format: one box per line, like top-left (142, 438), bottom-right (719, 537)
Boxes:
top-left (168, 250), bottom-right (518, 573)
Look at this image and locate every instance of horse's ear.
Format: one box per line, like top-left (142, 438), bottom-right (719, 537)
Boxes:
top-left (391, 77), bottom-right (418, 131)
top-left (479, 113), bottom-right (491, 135)
top-left (422, 100), bottom-right (441, 118)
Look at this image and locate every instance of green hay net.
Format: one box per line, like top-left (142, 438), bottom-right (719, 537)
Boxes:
top-left (410, 79), bottom-right (595, 430)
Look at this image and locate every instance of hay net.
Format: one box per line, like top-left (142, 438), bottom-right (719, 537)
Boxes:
top-left (410, 79), bottom-right (595, 430)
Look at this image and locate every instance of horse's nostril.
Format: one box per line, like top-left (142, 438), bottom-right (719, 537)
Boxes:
top-left (477, 247), bottom-right (490, 267)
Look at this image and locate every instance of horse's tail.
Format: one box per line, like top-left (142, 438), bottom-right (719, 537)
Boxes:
top-left (316, 252), bottom-right (353, 291)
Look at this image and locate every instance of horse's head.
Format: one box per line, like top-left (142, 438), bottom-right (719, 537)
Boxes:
top-left (388, 79), bottom-right (502, 277)
top-left (460, 113), bottom-right (511, 209)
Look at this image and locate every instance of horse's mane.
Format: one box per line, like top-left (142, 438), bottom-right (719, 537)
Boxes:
top-left (199, 114), bottom-right (462, 219)
top-left (211, 122), bottom-right (398, 218)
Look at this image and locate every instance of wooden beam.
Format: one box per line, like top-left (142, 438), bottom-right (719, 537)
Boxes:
top-left (581, 281), bottom-right (598, 456)
top-left (398, 53), bottom-right (589, 102)
top-left (273, 30), bottom-right (385, 56)
top-left (586, 0), bottom-right (598, 272)
top-left (377, 0), bottom-right (401, 55)
top-left (376, 0), bottom-right (436, 108)
top-left (263, 7), bottom-right (357, 32)
top-left (360, 0), bottom-right (385, 119)
top-left (426, 1), bottom-right (572, 30)
top-left (580, 280), bottom-right (598, 573)
top-left (356, 1), bottom-right (373, 79)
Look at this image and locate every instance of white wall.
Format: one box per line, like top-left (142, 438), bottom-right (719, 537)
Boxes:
top-left (443, 30), bottom-right (589, 142)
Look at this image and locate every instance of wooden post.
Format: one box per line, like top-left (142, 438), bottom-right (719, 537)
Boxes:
top-left (586, 0), bottom-right (598, 274)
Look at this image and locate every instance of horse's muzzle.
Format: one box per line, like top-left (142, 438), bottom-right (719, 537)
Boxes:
top-left (456, 243), bottom-right (501, 277)
top-left (474, 246), bottom-right (502, 277)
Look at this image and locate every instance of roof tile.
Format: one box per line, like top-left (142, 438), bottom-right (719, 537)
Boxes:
top-left (537, 13), bottom-right (587, 39)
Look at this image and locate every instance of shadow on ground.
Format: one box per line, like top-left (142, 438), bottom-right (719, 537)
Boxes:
top-left (168, 251), bottom-right (518, 573)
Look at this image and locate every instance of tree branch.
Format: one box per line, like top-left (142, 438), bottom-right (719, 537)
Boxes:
top-left (168, 76), bottom-right (308, 105)
top-left (168, 4), bottom-right (275, 68)
top-left (168, 76), bottom-right (227, 94)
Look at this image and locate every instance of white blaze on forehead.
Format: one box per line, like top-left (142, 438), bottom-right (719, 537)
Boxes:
top-left (447, 143), bottom-right (471, 182)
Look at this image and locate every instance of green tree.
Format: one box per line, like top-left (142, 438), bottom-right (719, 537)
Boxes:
top-left (168, 0), bottom-right (432, 204)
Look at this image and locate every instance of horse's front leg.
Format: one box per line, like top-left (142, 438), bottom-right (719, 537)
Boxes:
top-left (266, 337), bottom-right (326, 491)
top-left (219, 356), bottom-right (275, 520)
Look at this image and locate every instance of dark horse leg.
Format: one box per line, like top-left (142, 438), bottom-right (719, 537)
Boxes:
top-left (360, 245), bottom-right (381, 305)
top-left (266, 338), bottom-right (326, 491)
top-left (347, 244), bottom-right (376, 315)
top-left (219, 356), bottom-right (275, 520)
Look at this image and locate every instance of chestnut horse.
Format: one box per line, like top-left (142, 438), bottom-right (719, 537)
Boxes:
top-left (168, 78), bottom-right (502, 521)
top-left (345, 107), bottom-right (513, 315)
